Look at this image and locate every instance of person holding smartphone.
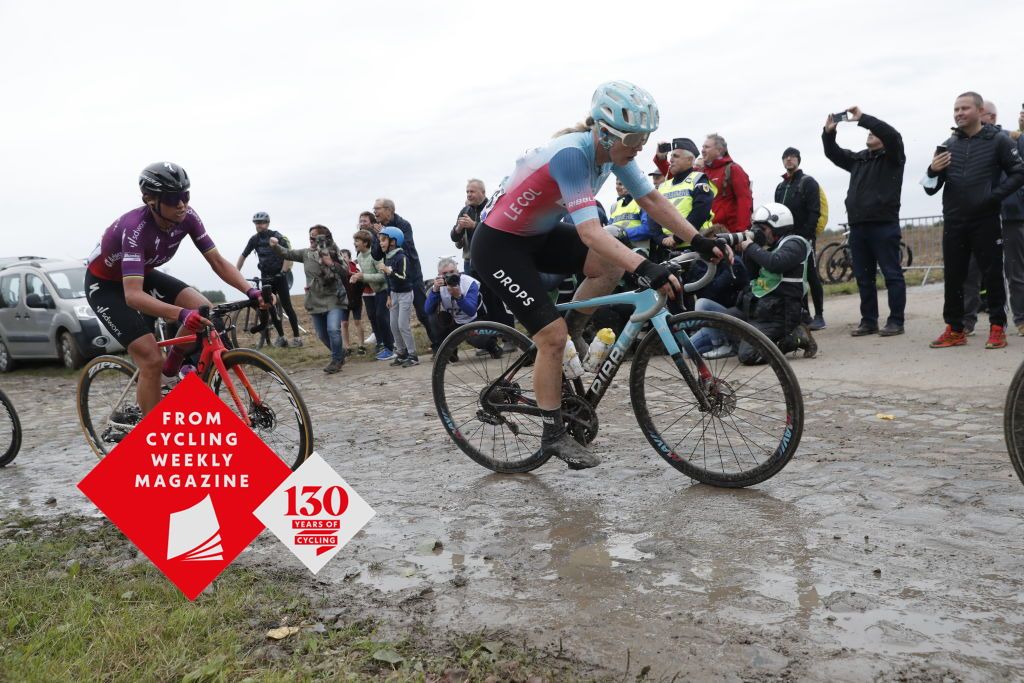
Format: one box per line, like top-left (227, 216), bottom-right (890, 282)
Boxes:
top-left (822, 106), bottom-right (907, 337)
top-left (923, 92), bottom-right (1024, 350)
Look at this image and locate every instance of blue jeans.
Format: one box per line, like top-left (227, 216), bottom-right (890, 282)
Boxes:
top-left (310, 307), bottom-right (344, 362)
top-left (689, 298), bottom-right (743, 352)
top-left (849, 221), bottom-right (906, 326)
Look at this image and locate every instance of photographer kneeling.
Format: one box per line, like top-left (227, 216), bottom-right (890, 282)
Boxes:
top-left (426, 258), bottom-right (501, 362)
top-left (735, 204), bottom-right (817, 364)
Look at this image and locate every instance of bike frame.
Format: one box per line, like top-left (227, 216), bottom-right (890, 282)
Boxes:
top-left (484, 287), bottom-right (714, 418)
top-left (157, 325), bottom-right (256, 426)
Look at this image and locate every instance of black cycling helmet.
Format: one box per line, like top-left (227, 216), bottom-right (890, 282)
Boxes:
top-left (139, 162), bottom-right (190, 196)
top-left (253, 211), bottom-right (270, 223)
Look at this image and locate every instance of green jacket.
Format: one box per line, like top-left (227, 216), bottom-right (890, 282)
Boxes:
top-left (272, 243), bottom-right (348, 314)
top-left (354, 249), bottom-right (387, 294)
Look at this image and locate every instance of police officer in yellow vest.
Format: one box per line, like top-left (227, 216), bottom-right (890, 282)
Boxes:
top-left (609, 178), bottom-right (642, 242)
top-left (647, 139), bottom-right (717, 257)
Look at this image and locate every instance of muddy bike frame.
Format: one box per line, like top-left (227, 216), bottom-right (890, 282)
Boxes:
top-left (102, 302), bottom-right (261, 430)
top-left (481, 252), bottom-right (719, 417)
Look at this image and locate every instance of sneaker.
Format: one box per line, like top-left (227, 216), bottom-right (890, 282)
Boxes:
top-left (702, 344), bottom-right (736, 360)
top-left (390, 354), bottom-right (408, 367)
top-left (323, 359), bottom-right (343, 374)
top-left (450, 351), bottom-right (460, 363)
top-left (375, 343), bottom-right (384, 354)
top-left (543, 432), bottom-right (600, 470)
top-left (1017, 323), bottom-right (1024, 337)
top-left (986, 324), bottom-right (1008, 349)
top-left (964, 324), bottom-right (976, 337)
top-left (376, 348), bottom-right (395, 361)
top-left (808, 316), bottom-right (826, 331)
top-left (401, 355), bottom-right (420, 368)
top-left (274, 337), bottom-right (288, 348)
top-left (290, 337), bottom-right (303, 347)
top-left (489, 346), bottom-right (504, 360)
top-left (475, 348), bottom-right (491, 357)
top-left (929, 325), bottom-right (967, 348)
top-left (878, 322), bottom-right (905, 337)
top-left (850, 323), bottom-right (879, 337)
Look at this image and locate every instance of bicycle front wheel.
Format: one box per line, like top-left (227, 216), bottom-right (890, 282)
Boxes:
top-left (432, 321), bottom-right (551, 473)
top-left (0, 389), bottom-right (22, 467)
top-left (77, 355), bottom-right (141, 458)
top-left (203, 348), bottom-right (313, 470)
top-left (1004, 360), bottom-right (1024, 486)
top-left (630, 311), bottom-right (803, 487)
top-left (826, 244), bottom-right (853, 283)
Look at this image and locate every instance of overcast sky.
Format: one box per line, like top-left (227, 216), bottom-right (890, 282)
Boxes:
top-left (2, 0), bottom-right (1022, 293)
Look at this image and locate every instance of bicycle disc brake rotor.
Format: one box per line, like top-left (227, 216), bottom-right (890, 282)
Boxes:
top-left (561, 395), bottom-right (599, 445)
top-left (248, 402), bottom-right (277, 432)
top-left (702, 376), bottom-right (737, 418)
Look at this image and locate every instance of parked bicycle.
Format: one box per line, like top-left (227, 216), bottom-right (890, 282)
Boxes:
top-left (228, 274), bottom-right (287, 349)
top-left (1005, 359), bottom-right (1024, 487)
top-left (817, 230), bottom-right (913, 283)
top-left (0, 388), bottom-right (22, 467)
top-left (431, 247), bottom-right (804, 488)
top-left (77, 300), bottom-right (313, 470)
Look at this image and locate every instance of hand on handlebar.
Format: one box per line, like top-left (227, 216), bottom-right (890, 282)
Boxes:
top-left (178, 308), bottom-right (212, 332)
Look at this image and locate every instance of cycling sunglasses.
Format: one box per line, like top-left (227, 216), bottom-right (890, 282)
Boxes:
top-left (159, 191), bottom-right (191, 206)
top-left (600, 124), bottom-right (650, 149)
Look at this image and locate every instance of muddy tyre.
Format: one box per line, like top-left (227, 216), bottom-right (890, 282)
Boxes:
top-left (77, 355), bottom-right (141, 458)
top-left (203, 348), bottom-right (313, 471)
top-left (432, 321), bottom-right (551, 473)
top-left (629, 311), bottom-right (803, 488)
top-left (1004, 359), bottom-right (1024, 487)
top-left (0, 389), bottom-right (22, 467)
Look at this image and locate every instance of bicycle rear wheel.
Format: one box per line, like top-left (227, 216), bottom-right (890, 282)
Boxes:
top-left (0, 389), bottom-right (22, 467)
top-left (77, 355), bottom-right (141, 458)
top-left (630, 311), bottom-right (803, 487)
top-left (432, 321), bottom-right (550, 473)
top-left (816, 242), bottom-right (840, 282)
top-left (1004, 360), bottom-right (1024, 486)
top-left (203, 348), bottom-right (313, 470)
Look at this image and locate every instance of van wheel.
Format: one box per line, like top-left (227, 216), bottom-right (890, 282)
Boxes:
top-left (60, 331), bottom-right (85, 370)
top-left (0, 340), bottom-right (13, 372)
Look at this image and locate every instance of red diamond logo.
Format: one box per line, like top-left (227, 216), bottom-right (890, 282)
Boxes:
top-left (78, 373), bottom-right (291, 600)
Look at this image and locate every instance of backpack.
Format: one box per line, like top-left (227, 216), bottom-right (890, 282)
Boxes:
top-left (797, 175), bottom-right (829, 235)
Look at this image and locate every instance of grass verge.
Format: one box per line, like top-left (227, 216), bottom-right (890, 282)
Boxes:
top-left (0, 516), bottom-right (600, 682)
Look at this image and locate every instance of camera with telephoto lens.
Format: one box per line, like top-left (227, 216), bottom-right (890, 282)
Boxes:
top-left (714, 231), bottom-right (753, 248)
top-left (444, 273), bottom-right (461, 287)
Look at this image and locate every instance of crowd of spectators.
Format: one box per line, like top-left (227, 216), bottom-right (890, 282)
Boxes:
top-left (236, 92), bottom-right (1024, 373)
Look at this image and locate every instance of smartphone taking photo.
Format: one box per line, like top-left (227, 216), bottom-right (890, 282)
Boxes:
top-left (935, 144), bottom-right (949, 156)
top-left (831, 111), bottom-right (850, 124)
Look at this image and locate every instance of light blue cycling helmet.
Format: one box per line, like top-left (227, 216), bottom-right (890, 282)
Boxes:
top-left (590, 81), bottom-right (659, 134)
top-left (380, 226), bottom-right (404, 247)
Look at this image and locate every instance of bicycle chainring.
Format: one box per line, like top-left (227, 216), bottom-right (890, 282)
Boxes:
top-left (561, 395), bottom-right (599, 445)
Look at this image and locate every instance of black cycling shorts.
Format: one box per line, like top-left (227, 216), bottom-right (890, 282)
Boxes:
top-left (470, 221), bottom-right (589, 334)
top-left (84, 270), bottom-right (192, 347)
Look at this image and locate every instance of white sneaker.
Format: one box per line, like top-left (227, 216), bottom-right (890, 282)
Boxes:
top-left (702, 345), bottom-right (736, 360)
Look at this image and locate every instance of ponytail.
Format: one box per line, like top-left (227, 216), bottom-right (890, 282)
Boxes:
top-left (553, 116), bottom-right (595, 138)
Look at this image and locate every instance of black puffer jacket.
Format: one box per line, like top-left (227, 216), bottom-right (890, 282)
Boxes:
top-left (740, 235), bottom-right (809, 327)
top-left (925, 123), bottom-right (1024, 223)
top-left (822, 114), bottom-right (905, 224)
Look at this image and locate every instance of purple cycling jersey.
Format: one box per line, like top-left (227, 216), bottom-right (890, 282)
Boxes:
top-left (87, 206), bottom-right (216, 281)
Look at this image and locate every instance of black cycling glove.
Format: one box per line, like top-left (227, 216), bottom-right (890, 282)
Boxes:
top-left (634, 259), bottom-right (672, 291)
top-left (690, 233), bottom-right (725, 260)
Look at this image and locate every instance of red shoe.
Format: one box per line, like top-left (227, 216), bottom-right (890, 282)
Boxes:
top-left (929, 325), bottom-right (967, 348)
top-left (986, 324), bottom-right (1008, 349)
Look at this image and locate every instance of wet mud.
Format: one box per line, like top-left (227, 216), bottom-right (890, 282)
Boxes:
top-left (3, 287), bottom-right (1023, 681)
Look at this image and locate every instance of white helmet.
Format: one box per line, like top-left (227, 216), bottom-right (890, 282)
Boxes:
top-left (751, 203), bottom-right (794, 232)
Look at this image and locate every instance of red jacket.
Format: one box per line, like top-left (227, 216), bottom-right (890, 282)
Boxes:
top-left (653, 153), bottom-right (753, 232)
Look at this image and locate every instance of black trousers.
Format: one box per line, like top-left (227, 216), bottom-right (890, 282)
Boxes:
top-left (267, 271), bottom-right (300, 337)
top-left (942, 216), bottom-right (1006, 330)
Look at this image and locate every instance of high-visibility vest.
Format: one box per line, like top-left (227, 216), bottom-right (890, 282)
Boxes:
top-left (609, 196), bottom-right (642, 231)
top-left (658, 171), bottom-right (717, 236)
top-left (751, 234), bottom-right (811, 298)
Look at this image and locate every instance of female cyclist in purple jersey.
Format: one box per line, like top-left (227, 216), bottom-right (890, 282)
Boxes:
top-left (471, 81), bottom-right (728, 470)
top-left (85, 162), bottom-right (263, 416)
